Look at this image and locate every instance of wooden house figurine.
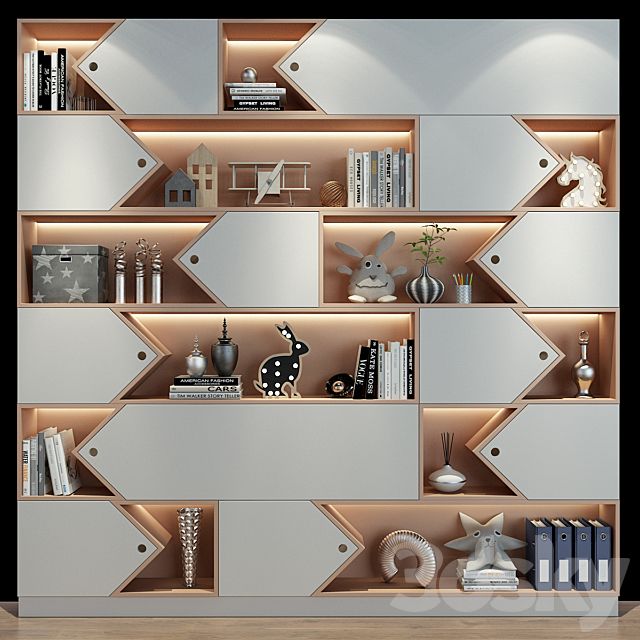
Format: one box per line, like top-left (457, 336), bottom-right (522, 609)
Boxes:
top-left (187, 143), bottom-right (218, 208)
top-left (164, 168), bottom-right (196, 207)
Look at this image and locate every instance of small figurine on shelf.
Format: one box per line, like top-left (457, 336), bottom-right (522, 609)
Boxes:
top-left (335, 231), bottom-right (407, 303)
top-left (164, 169), bottom-right (196, 208)
top-left (211, 318), bottom-right (239, 377)
top-left (186, 336), bottom-right (208, 377)
top-left (135, 238), bottom-right (149, 304)
top-left (572, 330), bottom-right (596, 398)
top-left (149, 242), bottom-right (163, 304)
top-left (557, 153), bottom-right (607, 208)
top-left (320, 181), bottom-right (348, 207)
top-left (112, 241), bottom-right (127, 304)
top-left (187, 144), bottom-right (218, 208)
top-left (254, 322), bottom-right (310, 398)
top-left (378, 530), bottom-right (437, 588)
top-left (325, 373), bottom-right (355, 398)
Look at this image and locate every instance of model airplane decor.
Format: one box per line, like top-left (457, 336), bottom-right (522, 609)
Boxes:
top-left (228, 159), bottom-right (311, 206)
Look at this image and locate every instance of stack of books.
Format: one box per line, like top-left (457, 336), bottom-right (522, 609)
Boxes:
top-left (456, 560), bottom-right (519, 592)
top-left (347, 148), bottom-right (414, 208)
top-left (22, 427), bottom-right (82, 496)
top-left (224, 82), bottom-right (286, 111)
top-left (170, 375), bottom-right (243, 400)
top-left (352, 338), bottom-right (415, 400)
top-left (23, 48), bottom-right (77, 111)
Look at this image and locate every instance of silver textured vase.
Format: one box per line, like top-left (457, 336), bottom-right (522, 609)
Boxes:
top-left (378, 530), bottom-right (437, 587)
top-left (185, 336), bottom-right (208, 377)
top-left (406, 264), bottom-right (444, 303)
top-left (428, 464), bottom-right (467, 493)
top-left (177, 507), bottom-right (203, 588)
top-left (572, 330), bottom-right (596, 398)
top-left (212, 318), bottom-right (238, 376)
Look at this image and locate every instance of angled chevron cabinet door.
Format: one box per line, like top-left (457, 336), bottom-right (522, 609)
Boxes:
top-left (218, 501), bottom-right (361, 596)
top-left (17, 116), bottom-right (156, 210)
top-left (420, 308), bottom-right (561, 404)
top-left (17, 309), bottom-right (162, 404)
top-left (18, 502), bottom-right (165, 596)
top-left (179, 212), bottom-right (319, 307)
top-left (470, 405), bottom-right (619, 500)
top-left (78, 20), bottom-right (218, 114)
top-left (419, 117), bottom-right (558, 211)
top-left (478, 211), bottom-right (619, 307)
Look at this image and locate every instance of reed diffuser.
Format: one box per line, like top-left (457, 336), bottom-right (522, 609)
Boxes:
top-left (428, 432), bottom-right (467, 493)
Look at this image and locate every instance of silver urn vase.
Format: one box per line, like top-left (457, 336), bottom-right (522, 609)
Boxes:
top-left (185, 335), bottom-right (208, 377)
top-left (572, 330), bottom-right (596, 398)
top-left (177, 507), bottom-right (203, 588)
top-left (212, 318), bottom-right (238, 377)
top-left (406, 264), bottom-right (444, 303)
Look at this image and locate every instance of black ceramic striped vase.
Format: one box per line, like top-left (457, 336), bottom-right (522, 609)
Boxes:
top-left (406, 264), bottom-right (444, 303)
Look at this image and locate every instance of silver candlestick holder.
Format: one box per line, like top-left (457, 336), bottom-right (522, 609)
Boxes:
top-left (112, 240), bottom-right (127, 304)
top-left (149, 242), bottom-right (163, 304)
top-left (177, 507), bottom-right (203, 588)
top-left (135, 238), bottom-right (149, 304)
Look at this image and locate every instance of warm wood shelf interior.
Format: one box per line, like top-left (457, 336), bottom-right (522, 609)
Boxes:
top-left (221, 21), bottom-right (319, 113)
top-left (19, 407), bottom-right (115, 498)
top-left (522, 118), bottom-right (617, 209)
top-left (121, 117), bottom-right (416, 208)
top-left (19, 21), bottom-right (117, 112)
top-left (321, 502), bottom-right (617, 594)
top-left (20, 214), bottom-right (214, 305)
top-left (422, 407), bottom-right (517, 499)
top-left (322, 216), bottom-right (515, 304)
top-left (524, 311), bottom-right (617, 400)
top-left (120, 503), bottom-right (216, 596)
top-left (124, 311), bottom-right (414, 400)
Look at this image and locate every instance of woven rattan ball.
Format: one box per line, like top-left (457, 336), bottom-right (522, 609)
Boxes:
top-left (320, 181), bottom-right (348, 207)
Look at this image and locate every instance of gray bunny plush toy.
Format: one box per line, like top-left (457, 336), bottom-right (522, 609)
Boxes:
top-left (335, 231), bottom-right (407, 303)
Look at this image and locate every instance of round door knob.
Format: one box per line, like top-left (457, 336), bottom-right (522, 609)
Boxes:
top-left (490, 255), bottom-right (500, 264)
top-left (539, 351), bottom-right (549, 360)
top-left (89, 61), bottom-right (98, 72)
top-left (490, 447), bottom-right (500, 457)
top-left (338, 544), bottom-right (348, 553)
top-left (290, 62), bottom-right (300, 71)
top-left (137, 351), bottom-right (147, 360)
top-left (89, 448), bottom-right (98, 457)
top-left (137, 158), bottom-right (147, 168)
top-left (539, 158), bottom-right (549, 168)
top-left (137, 544), bottom-right (147, 553)
top-left (190, 255), bottom-right (199, 264)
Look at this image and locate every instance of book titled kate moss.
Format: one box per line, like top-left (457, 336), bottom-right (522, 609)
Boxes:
top-left (365, 339), bottom-right (379, 399)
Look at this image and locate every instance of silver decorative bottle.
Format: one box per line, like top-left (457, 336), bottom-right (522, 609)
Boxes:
top-left (177, 507), bottom-right (203, 588)
top-left (212, 318), bottom-right (238, 376)
top-left (112, 240), bottom-right (127, 304)
top-left (186, 335), bottom-right (208, 377)
top-left (573, 330), bottom-right (596, 398)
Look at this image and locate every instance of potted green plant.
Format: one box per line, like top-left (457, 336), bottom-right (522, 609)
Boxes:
top-left (405, 223), bottom-right (457, 303)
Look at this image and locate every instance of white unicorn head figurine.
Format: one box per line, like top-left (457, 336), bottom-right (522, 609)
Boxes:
top-left (557, 153), bottom-right (607, 208)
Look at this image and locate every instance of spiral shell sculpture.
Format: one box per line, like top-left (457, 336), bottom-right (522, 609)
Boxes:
top-left (112, 241), bottom-right (127, 273)
top-left (378, 530), bottom-right (437, 587)
top-left (320, 181), bottom-right (348, 207)
top-left (135, 238), bottom-right (149, 275)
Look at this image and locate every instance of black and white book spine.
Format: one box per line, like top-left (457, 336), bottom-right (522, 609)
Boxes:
top-left (347, 148), bottom-right (355, 208)
top-left (42, 53), bottom-right (51, 110)
top-left (352, 345), bottom-right (369, 399)
top-left (50, 51), bottom-right (58, 111)
top-left (354, 152), bottom-right (363, 207)
top-left (399, 148), bottom-right (406, 207)
top-left (44, 436), bottom-right (63, 496)
top-left (169, 385), bottom-right (242, 394)
top-left (231, 107), bottom-right (282, 111)
top-left (57, 48), bottom-right (66, 110)
top-left (231, 95), bottom-right (283, 101)
top-left (65, 51), bottom-right (78, 109)
top-left (384, 349), bottom-right (392, 399)
top-left (36, 432), bottom-right (46, 495)
top-left (384, 146), bottom-right (393, 207)
top-left (462, 584), bottom-right (518, 592)
top-left (362, 152), bottom-right (370, 208)
top-left (460, 578), bottom-right (519, 585)
top-left (399, 344), bottom-right (407, 400)
top-left (174, 376), bottom-right (241, 386)
top-left (39, 427), bottom-right (57, 494)
top-left (406, 338), bottom-right (415, 399)
top-left (37, 50), bottom-right (44, 110)
top-left (224, 82), bottom-right (277, 88)
top-left (30, 51), bottom-right (38, 110)
top-left (22, 440), bottom-right (30, 496)
top-left (392, 152), bottom-right (400, 208)
top-left (169, 392), bottom-right (242, 399)
top-left (365, 339), bottom-right (378, 399)
top-left (378, 150), bottom-right (385, 207)
top-left (29, 436), bottom-right (38, 497)
top-left (229, 87), bottom-right (286, 95)
top-left (232, 99), bottom-right (281, 108)
top-left (23, 52), bottom-right (30, 111)
top-left (377, 342), bottom-right (385, 399)
top-left (370, 151), bottom-right (378, 207)
top-left (390, 341), bottom-right (401, 399)
top-left (406, 153), bottom-right (414, 207)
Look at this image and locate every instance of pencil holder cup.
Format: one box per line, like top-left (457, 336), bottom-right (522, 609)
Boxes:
top-left (456, 284), bottom-right (472, 304)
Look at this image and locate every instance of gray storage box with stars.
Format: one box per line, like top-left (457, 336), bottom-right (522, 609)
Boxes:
top-left (32, 244), bottom-right (109, 303)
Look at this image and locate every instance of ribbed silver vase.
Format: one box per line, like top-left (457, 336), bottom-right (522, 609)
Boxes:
top-left (406, 264), bottom-right (444, 303)
top-left (177, 507), bottom-right (203, 588)
top-left (378, 529), bottom-right (436, 587)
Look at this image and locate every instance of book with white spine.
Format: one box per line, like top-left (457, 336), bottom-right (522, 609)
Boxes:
top-left (39, 427), bottom-right (57, 494)
top-left (53, 429), bottom-right (82, 496)
top-left (378, 150), bottom-right (385, 207)
top-left (354, 152), bottom-right (363, 207)
top-left (362, 151), bottom-right (370, 208)
top-left (22, 440), bottom-right (30, 496)
top-left (347, 148), bottom-right (355, 207)
top-left (400, 344), bottom-right (407, 400)
top-left (23, 52), bottom-right (30, 110)
top-left (377, 342), bottom-right (385, 399)
top-left (50, 51), bottom-right (58, 111)
top-left (390, 340), bottom-right (400, 399)
top-left (406, 153), bottom-right (414, 207)
top-left (392, 152), bottom-right (400, 208)
top-left (370, 151), bottom-right (378, 207)
top-left (29, 436), bottom-right (38, 497)
top-left (30, 51), bottom-right (37, 110)
top-left (384, 147), bottom-right (393, 207)
top-left (384, 349), bottom-right (392, 399)
top-left (44, 433), bottom-right (62, 495)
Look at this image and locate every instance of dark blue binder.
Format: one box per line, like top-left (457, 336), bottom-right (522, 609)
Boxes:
top-left (582, 518), bottom-right (613, 591)
top-left (545, 518), bottom-right (573, 591)
top-left (525, 518), bottom-right (553, 591)
top-left (569, 519), bottom-right (592, 590)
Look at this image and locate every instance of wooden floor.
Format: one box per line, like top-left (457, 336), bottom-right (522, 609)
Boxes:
top-left (1, 602), bottom-right (639, 639)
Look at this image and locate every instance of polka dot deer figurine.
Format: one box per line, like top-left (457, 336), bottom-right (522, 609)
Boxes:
top-left (254, 322), bottom-right (311, 398)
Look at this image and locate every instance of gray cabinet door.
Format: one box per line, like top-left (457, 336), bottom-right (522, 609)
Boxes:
top-left (420, 116), bottom-right (558, 211)
top-left (479, 211), bottom-right (619, 307)
top-left (17, 115), bottom-right (156, 210)
top-left (179, 211), bottom-right (319, 307)
top-left (277, 20), bottom-right (618, 114)
top-left (420, 308), bottom-right (560, 404)
top-left (471, 404), bottom-right (619, 500)
top-left (77, 404), bottom-right (420, 500)
top-left (78, 19), bottom-right (218, 114)
top-left (218, 501), bottom-right (361, 596)
top-left (18, 502), bottom-right (164, 596)
top-left (17, 308), bottom-right (162, 404)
